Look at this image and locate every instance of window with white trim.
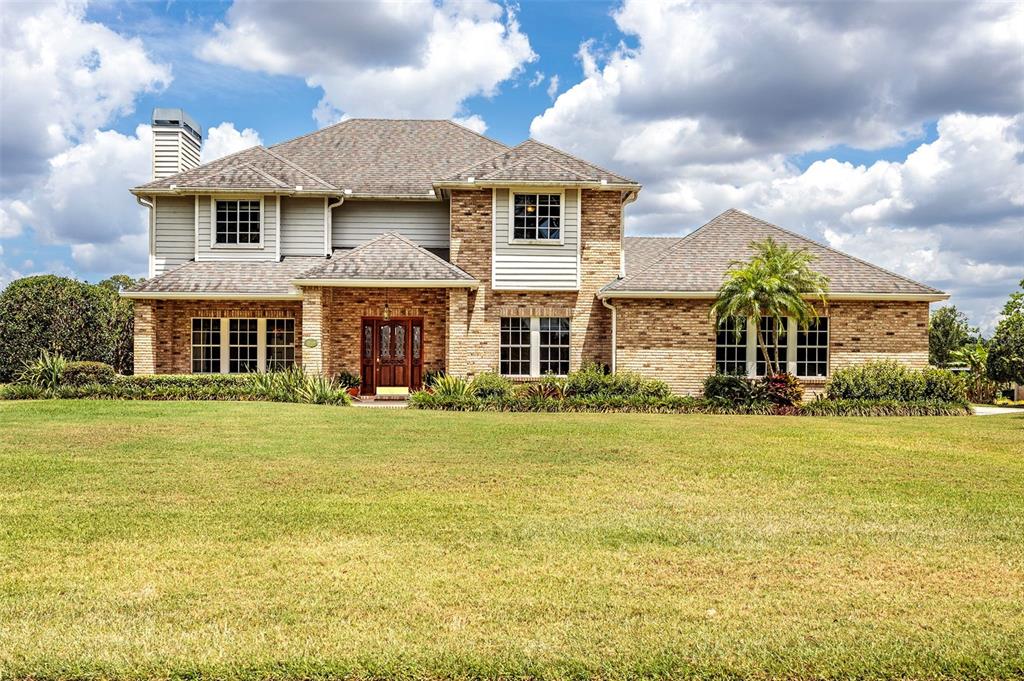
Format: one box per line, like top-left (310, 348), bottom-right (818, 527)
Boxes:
top-left (229, 319), bottom-right (259, 373)
top-left (796, 317), bottom-right (829, 377)
top-left (265, 319), bottom-right (296, 371)
top-left (191, 318), bottom-right (221, 373)
top-left (500, 317), bottom-right (531, 376)
top-left (539, 317), bottom-right (570, 375)
top-left (513, 193), bottom-right (560, 240)
top-left (215, 199), bottom-right (261, 245)
top-left (755, 316), bottom-right (787, 377)
top-left (715, 317), bottom-right (747, 375)
top-left (500, 316), bottom-right (571, 377)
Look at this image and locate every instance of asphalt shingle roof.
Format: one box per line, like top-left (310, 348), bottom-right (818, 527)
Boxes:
top-left (442, 139), bottom-right (638, 185)
top-left (612, 209), bottom-right (944, 296)
top-left (125, 257), bottom-right (326, 297)
top-left (295, 232), bottom-right (476, 284)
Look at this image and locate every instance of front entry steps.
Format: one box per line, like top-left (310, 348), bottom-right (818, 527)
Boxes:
top-left (353, 393), bottom-right (409, 408)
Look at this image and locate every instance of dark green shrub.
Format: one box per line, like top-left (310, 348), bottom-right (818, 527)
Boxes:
top-left (759, 372), bottom-right (804, 406)
top-left (702, 373), bottom-right (756, 402)
top-left (802, 399), bottom-right (971, 417)
top-left (470, 372), bottom-right (514, 399)
top-left (62, 361), bottom-right (116, 386)
top-left (921, 367), bottom-right (968, 403)
top-left (335, 370), bottom-right (361, 390)
top-left (825, 361), bottom-right (926, 401)
top-left (562, 364), bottom-right (671, 398)
top-left (17, 350), bottom-right (68, 389)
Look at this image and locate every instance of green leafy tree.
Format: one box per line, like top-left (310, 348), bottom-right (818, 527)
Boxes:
top-left (711, 237), bottom-right (830, 375)
top-left (987, 279), bottom-right (1024, 384)
top-left (0, 274), bottom-right (140, 381)
top-left (929, 305), bottom-right (976, 367)
top-left (951, 342), bottom-right (997, 403)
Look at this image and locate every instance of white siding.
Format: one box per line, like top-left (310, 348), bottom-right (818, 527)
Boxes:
top-left (493, 188), bottom-right (579, 290)
top-left (152, 196), bottom-right (195, 275)
top-left (332, 199), bottom-right (449, 249)
top-left (280, 197), bottom-right (325, 256)
top-left (197, 195), bottom-right (277, 262)
top-left (152, 128), bottom-right (200, 179)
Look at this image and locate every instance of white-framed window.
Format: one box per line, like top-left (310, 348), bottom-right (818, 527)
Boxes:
top-left (500, 317), bottom-right (532, 376)
top-left (715, 316), bottom-right (829, 379)
top-left (266, 319), bottom-right (296, 371)
top-left (214, 198), bottom-right (262, 246)
top-left (190, 317), bottom-right (296, 374)
top-left (715, 317), bottom-right (747, 375)
top-left (512, 193), bottom-right (561, 241)
top-left (499, 316), bottom-right (571, 377)
top-left (796, 317), bottom-right (829, 377)
top-left (191, 318), bottom-right (221, 373)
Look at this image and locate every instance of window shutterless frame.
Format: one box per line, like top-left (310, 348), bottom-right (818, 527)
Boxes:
top-left (190, 317), bottom-right (295, 374)
top-left (509, 189), bottom-right (565, 245)
top-left (210, 195), bottom-right (265, 249)
top-left (499, 316), bottom-right (571, 377)
top-left (717, 316), bottom-right (830, 379)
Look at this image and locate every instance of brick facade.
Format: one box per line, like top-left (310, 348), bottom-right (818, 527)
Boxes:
top-left (613, 298), bottom-right (930, 395)
top-left (447, 188), bottom-right (620, 377)
top-left (133, 300), bottom-right (302, 374)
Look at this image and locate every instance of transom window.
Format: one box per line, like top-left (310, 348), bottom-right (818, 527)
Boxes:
top-left (229, 319), bottom-right (259, 373)
top-left (500, 316), bottom-right (571, 377)
top-left (191, 318), bottom-right (221, 373)
top-left (215, 199), bottom-right (261, 245)
top-left (796, 317), bottom-right (829, 377)
top-left (266, 319), bottom-right (296, 371)
top-left (715, 317), bottom-right (747, 375)
top-left (500, 317), bottom-right (532, 376)
top-left (513, 193), bottom-right (561, 240)
top-left (191, 317), bottom-right (296, 374)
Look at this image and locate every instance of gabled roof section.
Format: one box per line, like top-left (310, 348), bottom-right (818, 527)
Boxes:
top-left (440, 139), bottom-right (639, 186)
top-left (607, 209), bottom-right (946, 299)
top-left (294, 232), bottom-right (477, 287)
top-left (137, 146), bottom-right (336, 192)
top-left (122, 256), bottom-right (327, 299)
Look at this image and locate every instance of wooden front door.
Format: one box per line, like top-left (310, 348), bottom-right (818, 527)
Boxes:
top-left (360, 318), bottom-right (423, 395)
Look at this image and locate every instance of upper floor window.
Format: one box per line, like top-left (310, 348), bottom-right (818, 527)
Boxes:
top-left (215, 199), bottom-right (261, 245)
top-left (513, 193), bottom-right (560, 241)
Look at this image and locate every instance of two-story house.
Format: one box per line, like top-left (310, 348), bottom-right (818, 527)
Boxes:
top-left (125, 110), bottom-right (948, 396)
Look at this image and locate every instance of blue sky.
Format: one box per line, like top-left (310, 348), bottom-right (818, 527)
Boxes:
top-left (1, 0), bottom-right (1021, 332)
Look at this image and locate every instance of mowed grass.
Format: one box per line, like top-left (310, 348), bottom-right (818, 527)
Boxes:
top-left (0, 401), bottom-right (1022, 680)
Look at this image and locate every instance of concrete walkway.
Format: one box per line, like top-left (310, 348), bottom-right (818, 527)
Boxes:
top-left (973, 405), bottom-right (1023, 416)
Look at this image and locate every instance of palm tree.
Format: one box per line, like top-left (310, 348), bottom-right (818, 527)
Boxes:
top-left (711, 237), bottom-right (830, 375)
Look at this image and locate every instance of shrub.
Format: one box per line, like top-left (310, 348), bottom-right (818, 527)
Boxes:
top-left (251, 367), bottom-right (350, 405)
top-left (429, 374), bottom-right (475, 400)
top-left (702, 373), bottom-right (756, 403)
top-left (62, 361), bottom-right (116, 386)
top-left (0, 274), bottom-right (139, 380)
top-left (758, 372), bottom-right (804, 406)
top-left (921, 367), bottom-right (968, 403)
top-left (520, 376), bottom-right (566, 400)
top-left (17, 351), bottom-right (68, 390)
top-left (562, 363), bottom-right (671, 398)
top-left (470, 372), bottom-right (514, 399)
top-left (297, 374), bottom-right (350, 405)
top-left (802, 399), bottom-right (972, 417)
top-left (335, 370), bottom-right (361, 390)
top-left (825, 361), bottom-right (926, 401)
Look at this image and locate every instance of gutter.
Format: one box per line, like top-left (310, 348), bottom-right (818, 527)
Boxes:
top-left (291, 279), bottom-right (479, 289)
top-left (596, 290), bottom-right (950, 302)
top-left (601, 298), bottom-right (617, 373)
top-left (325, 196), bottom-right (344, 257)
top-left (136, 195), bottom-right (155, 278)
top-left (120, 291), bottom-right (303, 301)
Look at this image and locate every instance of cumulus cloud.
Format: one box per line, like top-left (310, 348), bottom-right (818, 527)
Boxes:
top-left (0, 0), bottom-right (171, 193)
top-left (199, 0), bottom-right (535, 126)
top-left (201, 122), bottom-right (263, 163)
top-left (531, 0), bottom-right (1023, 332)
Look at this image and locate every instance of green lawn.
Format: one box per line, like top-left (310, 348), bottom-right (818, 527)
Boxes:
top-left (1, 401), bottom-right (1022, 680)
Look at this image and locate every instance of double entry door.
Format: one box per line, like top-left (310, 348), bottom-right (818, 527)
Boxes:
top-left (360, 318), bottom-right (423, 395)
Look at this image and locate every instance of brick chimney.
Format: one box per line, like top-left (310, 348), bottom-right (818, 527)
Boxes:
top-left (151, 108), bottom-right (202, 179)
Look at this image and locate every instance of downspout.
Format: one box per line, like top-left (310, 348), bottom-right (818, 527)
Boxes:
top-left (601, 296), bottom-right (617, 373)
top-left (325, 196), bottom-right (344, 256)
top-left (136, 195), bottom-right (155, 278)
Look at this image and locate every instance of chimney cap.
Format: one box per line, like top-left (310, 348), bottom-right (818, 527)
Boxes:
top-left (152, 107), bottom-right (202, 140)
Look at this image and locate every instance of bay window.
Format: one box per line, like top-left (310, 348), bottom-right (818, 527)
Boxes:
top-left (190, 317), bottom-right (296, 374)
top-left (500, 316), bottom-right (570, 377)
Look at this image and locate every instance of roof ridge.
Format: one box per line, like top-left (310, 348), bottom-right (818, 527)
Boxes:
top-left (382, 231), bottom-right (472, 278)
top-left (477, 156), bottom-right (592, 181)
top-left (441, 119), bottom-right (512, 151)
top-left (725, 209), bottom-right (944, 294)
top-left (523, 138), bottom-right (637, 184)
top-left (268, 119), bottom-right (355, 152)
top-left (258, 147), bottom-right (338, 190)
top-left (614, 212), bottom-right (729, 285)
top-left (137, 145), bottom-right (264, 189)
top-left (239, 161), bottom-right (289, 188)
top-left (441, 144), bottom-right (518, 182)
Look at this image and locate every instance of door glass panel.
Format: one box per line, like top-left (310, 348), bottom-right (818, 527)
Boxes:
top-left (364, 324), bottom-right (372, 358)
top-left (395, 324), bottom-right (405, 360)
top-left (380, 324), bottom-right (391, 359)
top-left (412, 326), bottom-right (421, 360)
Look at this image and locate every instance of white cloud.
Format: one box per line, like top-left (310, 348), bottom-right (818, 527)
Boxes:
top-left (529, 70), bottom-right (545, 88)
top-left (201, 122), bottom-right (262, 163)
top-left (451, 115), bottom-right (488, 135)
top-left (532, 0), bottom-right (1023, 332)
top-left (546, 74), bottom-right (560, 101)
top-left (199, 0), bottom-right (535, 124)
top-left (0, 0), bottom-right (171, 193)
